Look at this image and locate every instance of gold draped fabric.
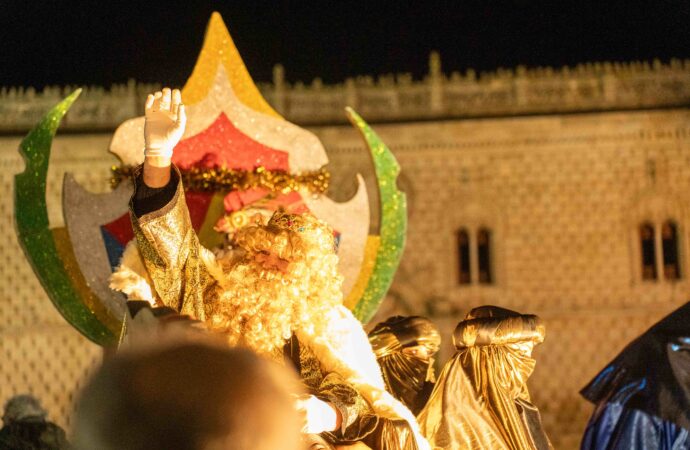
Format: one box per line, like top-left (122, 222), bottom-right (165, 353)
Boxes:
top-left (417, 354), bottom-right (508, 450)
top-left (418, 306), bottom-right (552, 450)
top-left (373, 349), bottom-right (431, 415)
top-left (369, 317), bottom-right (440, 415)
top-left (369, 316), bottom-right (441, 353)
top-left (127, 167), bottom-right (419, 450)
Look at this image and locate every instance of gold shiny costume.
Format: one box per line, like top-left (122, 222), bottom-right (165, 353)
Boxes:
top-left (127, 168), bottom-right (213, 321)
top-left (113, 167), bottom-right (427, 450)
top-left (368, 316), bottom-right (441, 415)
top-left (418, 306), bottom-right (552, 450)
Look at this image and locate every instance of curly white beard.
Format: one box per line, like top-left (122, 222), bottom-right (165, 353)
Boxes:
top-left (207, 255), bottom-right (343, 356)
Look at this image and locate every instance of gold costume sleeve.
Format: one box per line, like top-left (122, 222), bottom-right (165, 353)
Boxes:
top-left (130, 165), bottom-right (216, 320)
top-left (297, 340), bottom-right (378, 443)
top-left (298, 342), bottom-right (420, 449)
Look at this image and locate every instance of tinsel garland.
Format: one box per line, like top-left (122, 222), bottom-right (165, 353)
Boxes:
top-left (111, 165), bottom-right (330, 194)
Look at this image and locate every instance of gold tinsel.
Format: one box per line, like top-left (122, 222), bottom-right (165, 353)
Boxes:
top-left (111, 165), bottom-right (330, 194)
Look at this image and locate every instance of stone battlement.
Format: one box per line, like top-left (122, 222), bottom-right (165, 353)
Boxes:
top-left (2, 53), bottom-right (690, 132)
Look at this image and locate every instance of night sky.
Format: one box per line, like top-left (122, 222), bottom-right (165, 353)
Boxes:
top-left (2, 1), bottom-right (690, 89)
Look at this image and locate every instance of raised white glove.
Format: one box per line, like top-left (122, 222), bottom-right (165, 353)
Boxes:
top-left (294, 395), bottom-right (340, 434)
top-left (144, 87), bottom-right (186, 161)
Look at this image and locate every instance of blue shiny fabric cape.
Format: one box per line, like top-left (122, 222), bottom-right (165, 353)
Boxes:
top-left (580, 302), bottom-right (690, 449)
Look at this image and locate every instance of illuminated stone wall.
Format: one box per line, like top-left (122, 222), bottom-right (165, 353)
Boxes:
top-left (0, 135), bottom-right (114, 431)
top-left (1, 108), bottom-right (690, 448)
top-left (317, 108), bottom-right (690, 448)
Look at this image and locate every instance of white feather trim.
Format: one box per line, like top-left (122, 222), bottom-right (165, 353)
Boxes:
top-left (108, 241), bottom-right (156, 304)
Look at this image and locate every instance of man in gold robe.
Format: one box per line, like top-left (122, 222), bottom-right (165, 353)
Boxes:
top-left (417, 306), bottom-right (552, 450)
top-left (110, 88), bottom-right (429, 450)
top-left (368, 316), bottom-right (441, 415)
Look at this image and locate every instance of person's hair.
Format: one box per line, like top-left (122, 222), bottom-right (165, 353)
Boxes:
top-left (73, 343), bottom-right (302, 450)
top-left (208, 211), bottom-right (343, 354)
top-left (2, 394), bottom-right (47, 424)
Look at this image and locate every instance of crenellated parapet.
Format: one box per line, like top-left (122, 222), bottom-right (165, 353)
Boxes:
top-left (2, 53), bottom-right (690, 132)
top-left (262, 54), bottom-right (690, 124)
top-left (0, 80), bottom-right (160, 133)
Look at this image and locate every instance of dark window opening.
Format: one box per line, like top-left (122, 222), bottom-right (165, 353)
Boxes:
top-left (477, 228), bottom-right (492, 284)
top-left (640, 223), bottom-right (657, 280)
top-left (662, 221), bottom-right (681, 280)
top-left (457, 229), bottom-right (471, 285)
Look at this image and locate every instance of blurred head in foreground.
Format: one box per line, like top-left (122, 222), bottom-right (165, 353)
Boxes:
top-left (73, 342), bottom-right (302, 450)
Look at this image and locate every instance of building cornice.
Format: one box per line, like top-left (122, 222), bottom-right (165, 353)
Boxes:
top-left (2, 53), bottom-right (690, 132)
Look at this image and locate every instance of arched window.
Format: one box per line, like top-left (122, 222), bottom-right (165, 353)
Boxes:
top-left (457, 229), bottom-right (471, 285)
top-left (477, 228), bottom-right (492, 284)
top-left (662, 220), bottom-right (681, 280)
top-left (639, 222), bottom-right (657, 280)
top-left (455, 226), bottom-right (495, 286)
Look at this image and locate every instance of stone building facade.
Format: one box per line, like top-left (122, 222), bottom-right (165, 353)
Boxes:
top-left (1, 58), bottom-right (690, 448)
top-left (0, 135), bottom-right (112, 432)
top-left (319, 109), bottom-right (690, 448)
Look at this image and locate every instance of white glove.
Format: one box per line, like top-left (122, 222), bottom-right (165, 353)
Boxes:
top-left (295, 395), bottom-right (340, 434)
top-left (144, 87), bottom-right (186, 162)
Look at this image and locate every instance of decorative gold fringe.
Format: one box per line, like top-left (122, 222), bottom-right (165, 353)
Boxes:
top-left (111, 165), bottom-right (330, 194)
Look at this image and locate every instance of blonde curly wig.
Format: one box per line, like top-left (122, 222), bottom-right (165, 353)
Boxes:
top-left (207, 211), bottom-right (344, 355)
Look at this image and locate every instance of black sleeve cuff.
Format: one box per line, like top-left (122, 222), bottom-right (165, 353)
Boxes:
top-left (132, 167), bottom-right (180, 218)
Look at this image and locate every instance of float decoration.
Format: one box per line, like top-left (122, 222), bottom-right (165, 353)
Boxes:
top-left (14, 12), bottom-right (407, 345)
top-left (14, 90), bottom-right (120, 345)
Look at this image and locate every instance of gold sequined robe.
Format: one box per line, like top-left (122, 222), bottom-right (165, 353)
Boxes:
top-left (111, 166), bottom-right (429, 450)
